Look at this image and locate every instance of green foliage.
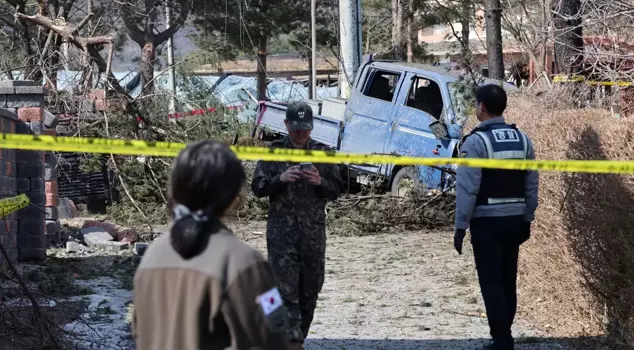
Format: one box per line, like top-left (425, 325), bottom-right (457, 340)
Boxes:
top-left (189, 0), bottom-right (311, 58)
top-left (362, 0), bottom-right (394, 55)
top-left (285, 0), bottom-right (339, 56)
top-left (79, 154), bottom-right (105, 175)
top-left (269, 34), bottom-right (298, 55)
top-left (448, 71), bottom-right (484, 126)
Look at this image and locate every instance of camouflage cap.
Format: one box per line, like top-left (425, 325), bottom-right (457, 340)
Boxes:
top-left (285, 102), bottom-right (314, 131)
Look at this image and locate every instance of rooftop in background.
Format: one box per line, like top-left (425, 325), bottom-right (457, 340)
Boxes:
top-left (425, 39), bottom-right (524, 57)
top-left (194, 54), bottom-right (340, 78)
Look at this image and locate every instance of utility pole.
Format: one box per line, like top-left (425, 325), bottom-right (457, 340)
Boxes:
top-left (311, 0), bottom-right (317, 99)
top-left (166, 0), bottom-right (177, 113)
top-left (339, 0), bottom-right (363, 99)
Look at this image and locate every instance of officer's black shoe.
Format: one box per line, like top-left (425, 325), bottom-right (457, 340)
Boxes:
top-left (474, 340), bottom-right (515, 350)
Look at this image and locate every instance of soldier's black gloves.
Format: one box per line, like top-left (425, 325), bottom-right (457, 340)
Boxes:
top-left (454, 229), bottom-right (466, 255)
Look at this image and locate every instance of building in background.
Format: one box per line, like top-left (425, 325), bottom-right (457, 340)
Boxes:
top-left (417, 7), bottom-right (524, 80)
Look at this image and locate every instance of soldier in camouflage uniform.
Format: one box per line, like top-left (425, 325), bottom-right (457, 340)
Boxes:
top-left (251, 102), bottom-right (343, 349)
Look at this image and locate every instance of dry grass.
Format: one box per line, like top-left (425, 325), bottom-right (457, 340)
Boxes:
top-left (474, 93), bottom-right (634, 348)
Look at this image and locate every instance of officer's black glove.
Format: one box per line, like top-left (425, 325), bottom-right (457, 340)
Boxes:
top-left (454, 228), bottom-right (466, 255)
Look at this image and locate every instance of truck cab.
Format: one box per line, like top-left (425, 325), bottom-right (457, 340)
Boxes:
top-left (253, 59), bottom-right (515, 195)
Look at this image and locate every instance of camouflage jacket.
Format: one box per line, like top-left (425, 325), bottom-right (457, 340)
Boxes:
top-left (251, 137), bottom-right (343, 227)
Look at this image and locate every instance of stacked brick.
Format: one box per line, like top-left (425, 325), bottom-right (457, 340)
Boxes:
top-left (43, 109), bottom-right (60, 245)
top-left (0, 80), bottom-right (53, 265)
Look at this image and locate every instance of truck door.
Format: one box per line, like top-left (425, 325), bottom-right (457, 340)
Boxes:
top-left (339, 67), bottom-right (405, 173)
top-left (384, 72), bottom-right (454, 189)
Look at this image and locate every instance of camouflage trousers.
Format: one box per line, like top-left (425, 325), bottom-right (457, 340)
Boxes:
top-left (266, 222), bottom-right (326, 342)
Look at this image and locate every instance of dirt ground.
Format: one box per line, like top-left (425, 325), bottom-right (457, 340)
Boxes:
top-left (1, 219), bottom-right (581, 350)
top-left (229, 220), bottom-right (575, 350)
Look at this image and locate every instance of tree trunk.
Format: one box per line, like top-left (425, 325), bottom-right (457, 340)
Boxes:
top-left (396, 0), bottom-right (403, 60)
top-left (19, 25), bottom-right (42, 83)
top-left (140, 41), bottom-right (157, 93)
top-left (391, 0), bottom-right (399, 59)
top-left (48, 36), bottom-right (63, 89)
top-left (551, 0), bottom-right (583, 75)
top-left (460, 0), bottom-right (471, 68)
top-left (257, 35), bottom-right (268, 101)
top-left (484, 0), bottom-right (504, 80)
top-left (406, 0), bottom-right (413, 62)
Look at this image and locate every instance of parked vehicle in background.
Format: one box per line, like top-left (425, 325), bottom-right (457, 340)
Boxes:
top-left (252, 59), bottom-right (517, 195)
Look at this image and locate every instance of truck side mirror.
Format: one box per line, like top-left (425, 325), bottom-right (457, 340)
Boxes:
top-left (429, 120), bottom-right (449, 140)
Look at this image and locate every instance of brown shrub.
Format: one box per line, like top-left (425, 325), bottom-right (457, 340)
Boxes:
top-left (492, 95), bottom-right (634, 347)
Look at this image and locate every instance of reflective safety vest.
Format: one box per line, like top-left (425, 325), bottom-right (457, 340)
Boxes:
top-left (470, 122), bottom-right (528, 207)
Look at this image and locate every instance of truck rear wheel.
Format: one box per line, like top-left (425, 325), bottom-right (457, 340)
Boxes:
top-left (390, 166), bottom-right (422, 196)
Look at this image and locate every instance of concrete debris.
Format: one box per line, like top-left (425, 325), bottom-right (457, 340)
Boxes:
top-left (81, 226), bottom-right (115, 246)
top-left (81, 220), bottom-right (138, 243)
top-left (96, 241), bottom-right (129, 252)
top-left (82, 220), bottom-right (120, 239)
top-left (119, 229), bottom-right (139, 244)
top-left (133, 242), bottom-right (150, 256)
top-left (66, 241), bottom-right (88, 253)
top-left (58, 197), bottom-right (78, 219)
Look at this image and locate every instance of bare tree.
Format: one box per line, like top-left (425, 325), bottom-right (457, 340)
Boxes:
top-left (501, 0), bottom-right (551, 77)
top-left (120, 0), bottom-right (192, 94)
top-left (14, 0), bottom-right (122, 93)
top-left (363, 0), bottom-right (398, 57)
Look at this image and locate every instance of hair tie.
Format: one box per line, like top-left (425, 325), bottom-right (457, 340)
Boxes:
top-left (173, 204), bottom-right (210, 223)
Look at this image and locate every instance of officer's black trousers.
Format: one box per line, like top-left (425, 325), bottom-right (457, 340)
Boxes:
top-left (470, 215), bottom-right (526, 349)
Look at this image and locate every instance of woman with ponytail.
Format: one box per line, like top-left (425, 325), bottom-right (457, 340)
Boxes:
top-left (132, 140), bottom-right (291, 350)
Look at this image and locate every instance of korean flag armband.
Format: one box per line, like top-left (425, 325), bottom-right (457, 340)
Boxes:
top-left (256, 287), bottom-right (288, 332)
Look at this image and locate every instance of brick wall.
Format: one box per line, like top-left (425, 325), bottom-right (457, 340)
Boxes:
top-left (43, 109), bottom-right (59, 245)
top-left (0, 108), bottom-right (18, 266)
top-left (0, 80), bottom-right (58, 267)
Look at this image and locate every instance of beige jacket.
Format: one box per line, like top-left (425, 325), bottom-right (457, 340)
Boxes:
top-left (132, 224), bottom-right (291, 350)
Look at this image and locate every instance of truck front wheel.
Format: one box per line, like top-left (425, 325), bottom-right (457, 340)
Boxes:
top-left (390, 166), bottom-right (422, 196)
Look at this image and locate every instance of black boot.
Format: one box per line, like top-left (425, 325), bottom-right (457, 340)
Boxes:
top-left (475, 340), bottom-right (514, 350)
top-left (474, 341), bottom-right (497, 350)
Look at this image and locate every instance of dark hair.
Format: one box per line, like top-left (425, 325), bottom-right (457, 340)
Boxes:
top-left (475, 84), bottom-right (507, 116)
top-left (167, 140), bottom-right (246, 259)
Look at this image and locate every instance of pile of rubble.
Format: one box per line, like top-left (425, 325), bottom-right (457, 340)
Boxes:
top-left (56, 217), bottom-right (149, 258)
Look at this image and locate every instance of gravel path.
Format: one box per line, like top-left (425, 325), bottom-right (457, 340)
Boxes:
top-left (232, 221), bottom-right (572, 350)
top-left (25, 219), bottom-right (572, 350)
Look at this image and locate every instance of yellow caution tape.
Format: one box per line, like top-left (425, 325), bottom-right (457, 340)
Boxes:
top-left (0, 194), bottom-right (31, 218)
top-left (552, 75), bottom-right (633, 86)
top-left (552, 75), bottom-right (585, 83)
top-left (1, 133), bottom-right (634, 174)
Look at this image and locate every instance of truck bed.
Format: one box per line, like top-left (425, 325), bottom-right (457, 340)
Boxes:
top-left (256, 101), bottom-right (343, 149)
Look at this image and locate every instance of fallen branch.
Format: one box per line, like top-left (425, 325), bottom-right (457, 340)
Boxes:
top-left (338, 194), bottom-right (406, 201)
top-left (14, 2), bottom-right (124, 95)
top-left (0, 237), bottom-right (61, 348)
top-left (441, 307), bottom-right (484, 318)
top-left (103, 111), bottom-right (154, 233)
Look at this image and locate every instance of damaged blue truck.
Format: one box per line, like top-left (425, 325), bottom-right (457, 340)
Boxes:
top-left (250, 59), bottom-right (516, 195)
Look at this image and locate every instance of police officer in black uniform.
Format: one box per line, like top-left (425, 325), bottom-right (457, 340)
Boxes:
top-left (453, 84), bottom-right (539, 350)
